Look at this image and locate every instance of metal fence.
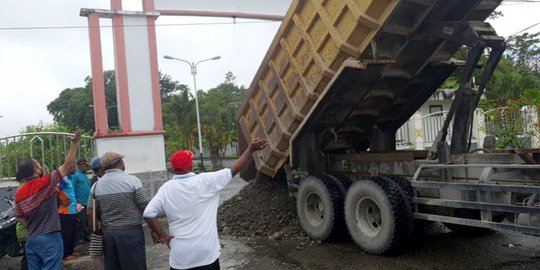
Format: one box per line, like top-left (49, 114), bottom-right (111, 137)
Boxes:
top-left (396, 120), bottom-right (412, 148)
top-left (422, 111), bottom-right (451, 144)
top-left (0, 132), bottom-right (95, 180)
top-left (484, 107), bottom-right (529, 136)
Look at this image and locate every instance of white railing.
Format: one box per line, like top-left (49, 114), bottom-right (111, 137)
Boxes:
top-left (396, 120), bottom-right (412, 148)
top-left (421, 111), bottom-right (450, 144)
top-left (0, 132), bottom-right (95, 181)
top-left (393, 106), bottom-right (540, 150)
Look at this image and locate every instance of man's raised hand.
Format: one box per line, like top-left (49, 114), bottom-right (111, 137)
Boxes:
top-left (249, 138), bottom-right (268, 152)
top-left (71, 129), bottom-right (82, 143)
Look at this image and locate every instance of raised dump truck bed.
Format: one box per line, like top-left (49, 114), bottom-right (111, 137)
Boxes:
top-left (236, 0), bottom-right (502, 177)
top-left (237, 0), bottom-right (540, 254)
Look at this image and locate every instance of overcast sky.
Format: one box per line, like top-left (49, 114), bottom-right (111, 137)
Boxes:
top-left (1, 0), bottom-right (539, 138)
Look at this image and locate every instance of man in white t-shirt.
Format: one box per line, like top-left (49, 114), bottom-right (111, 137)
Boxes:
top-left (143, 138), bottom-right (268, 270)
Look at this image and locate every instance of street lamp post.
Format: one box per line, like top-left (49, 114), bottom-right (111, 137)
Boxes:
top-left (164, 55), bottom-right (221, 171)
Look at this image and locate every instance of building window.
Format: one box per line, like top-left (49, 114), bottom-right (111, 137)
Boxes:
top-left (429, 105), bottom-right (443, 113)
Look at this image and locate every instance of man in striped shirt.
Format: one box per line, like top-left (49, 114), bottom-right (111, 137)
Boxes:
top-left (87, 151), bottom-right (149, 270)
top-left (14, 130), bottom-right (81, 270)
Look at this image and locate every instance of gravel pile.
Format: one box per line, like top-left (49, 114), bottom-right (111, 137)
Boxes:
top-left (218, 174), bottom-right (307, 240)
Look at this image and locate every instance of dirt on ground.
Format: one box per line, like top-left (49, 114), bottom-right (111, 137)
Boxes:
top-left (218, 174), bottom-right (307, 241)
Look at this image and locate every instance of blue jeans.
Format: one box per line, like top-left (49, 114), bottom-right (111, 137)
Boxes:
top-left (25, 231), bottom-right (63, 270)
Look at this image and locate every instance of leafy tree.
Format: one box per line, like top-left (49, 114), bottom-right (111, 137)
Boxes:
top-left (433, 29), bottom-right (540, 149)
top-left (47, 71), bottom-right (184, 133)
top-left (198, 72), bottom-right (247, 168)
top-left (47, 71), bottom-right (118, 132)
top-left (47, 87), bottom-right (94, 131)
top-left (488, 10), bottom-right (503, 20)
top-left (160, 72), bottom-right (183, 101)
top-left (162, 85), bottom-right (195, 157)
top-left (441, 33), bottom-right (540, 105)
top-left (507, 32), bottom-right (540, 72)
top-left (485, 57), bottom-right (540, 103)
top-left (522, 88), bottom-right (540, 105)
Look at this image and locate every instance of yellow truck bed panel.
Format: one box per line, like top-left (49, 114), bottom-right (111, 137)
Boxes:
top-left (237, 0), bottom-right (502, 177)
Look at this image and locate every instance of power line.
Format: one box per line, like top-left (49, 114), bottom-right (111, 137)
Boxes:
top-left (0, 1), bottom-right (537, 32)
top-left (0, 20), bottom-right (278, 31)
top-left (509, 21), bottom-right (540, 36)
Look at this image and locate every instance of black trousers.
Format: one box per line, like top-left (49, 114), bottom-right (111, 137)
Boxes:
top-left (20, 241), bottom-right (28, 270)
top-left (102, 227), bottom-right (146, 270)
top-left (170, 259), bottom-right (220, 270)
top-left (59, 214), bottom-right (78, 258)
top-left (76, 207), bottom-right (90, 242)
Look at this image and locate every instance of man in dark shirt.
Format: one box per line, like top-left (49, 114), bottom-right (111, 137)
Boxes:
top-left (14, 130), bottom-right (81, 270)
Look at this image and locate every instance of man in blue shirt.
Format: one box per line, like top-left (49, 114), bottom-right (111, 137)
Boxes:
top-left (73, 158), bottom-right (91, 243)
top-left (59, 164), bottom-right (80, 260)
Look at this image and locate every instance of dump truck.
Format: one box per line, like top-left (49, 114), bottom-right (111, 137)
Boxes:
top-left (236, 0), bottom-right (540, 255)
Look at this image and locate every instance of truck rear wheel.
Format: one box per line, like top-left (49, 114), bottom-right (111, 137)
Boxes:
top-left (296, 175), bottom-right (344, 241)
top-left (344, 178), bottom-right (412, 255)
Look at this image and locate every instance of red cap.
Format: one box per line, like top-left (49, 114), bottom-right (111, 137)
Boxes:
top-left (171, 150), bottom-right (194, 173)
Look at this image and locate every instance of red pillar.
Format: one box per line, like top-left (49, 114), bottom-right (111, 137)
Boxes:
top-left (87, 13), bottom-right (109, 137)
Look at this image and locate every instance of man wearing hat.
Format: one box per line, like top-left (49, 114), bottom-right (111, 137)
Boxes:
top-left (87, 151), bottom-right (150, 270)
top-left (143, 138), bottom-right (268, 270)
top-left (89, 156), bottom-right (104, 186)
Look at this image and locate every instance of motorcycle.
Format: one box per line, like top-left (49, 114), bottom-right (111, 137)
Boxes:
top-left (0, 183), bottom-right (24, 259)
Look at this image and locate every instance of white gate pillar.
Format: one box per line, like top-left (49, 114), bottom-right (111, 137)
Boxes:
top-left (413, 112), bottom-right (424, 150)
top-left (475, 108), bottom-right (486, 149)
top-left (81, 2), bottom-right (166, 196)
top-left (522, 106), bottom-right (540, 148)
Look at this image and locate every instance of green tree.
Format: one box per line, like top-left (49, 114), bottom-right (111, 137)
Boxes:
top-left (160, 72), bottom-right (183, 101)
top-left (47, 71), bottom-right (118, 132)
top-left (507, 32), bottom-right (540, 72)
top-left (47, 87), bottom-right (94, 131)
top-left (441, 34), bottom-right (540, 105)
top-left (47, 71), bottom-right (183, 133)
top-left (198, 72), bottom-right (247, 168)
top-left (162, 85), bottom-right (195, 157)
top-left (485, 57), bottom-right (540, 104)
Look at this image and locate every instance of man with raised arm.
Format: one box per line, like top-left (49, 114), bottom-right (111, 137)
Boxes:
top-left (143, 138), bottom-right (268, 270)
top-left (14, 130), bottom-right (82, 270)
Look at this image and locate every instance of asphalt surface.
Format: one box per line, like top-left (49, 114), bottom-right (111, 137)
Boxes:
top-left (238, 226), bottom-right (540, 270)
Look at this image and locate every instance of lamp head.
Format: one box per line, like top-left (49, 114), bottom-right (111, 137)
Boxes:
top-left (211, 56), bottom-right (221, 60)
top-left (163, 55), bottom-right (174, 60)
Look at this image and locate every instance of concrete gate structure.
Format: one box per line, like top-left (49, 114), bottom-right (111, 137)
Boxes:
top-left (80, 0), bottom-right (291, 195)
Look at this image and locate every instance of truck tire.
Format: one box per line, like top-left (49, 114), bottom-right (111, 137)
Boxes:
top-left (381, 176), bottom-right (431, 239)
top-left (297, 175), bottom-right (344, 241)
top-left (344, 178), bottom-right (412, 255)
top-left (383, 176), bottom-right (413, 201)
